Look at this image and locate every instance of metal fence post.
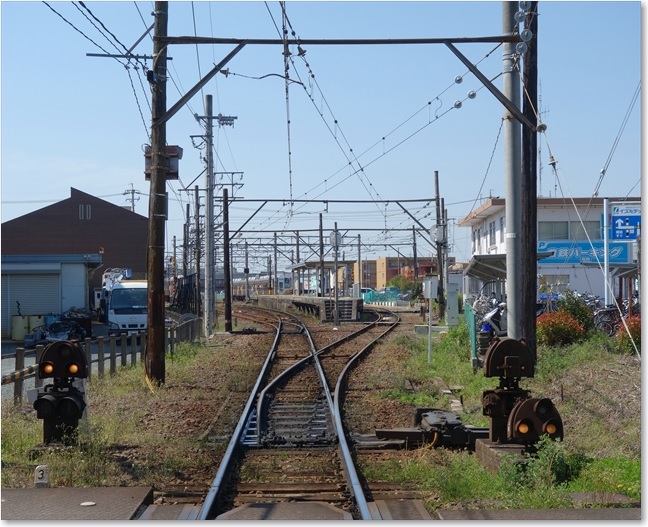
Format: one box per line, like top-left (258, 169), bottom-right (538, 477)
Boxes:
top-left (98, 337), bottom-right (105, 378)
top-left (120, 334), bottom-right (128, 367)
top-left (110, 336), bottom-right (117, 375)
top-left (140, 332), bottom-right (147, 365)
top-left (131, 334), bottom-right (138, 366)
top-left (84, 338), bottom-right (92, 380)
top-left (35, 345), bottom-right (44, 388)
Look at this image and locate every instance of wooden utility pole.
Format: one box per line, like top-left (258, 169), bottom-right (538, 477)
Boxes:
top-left (521, 2), bottom-right (539, 362)
top-left (145, 1), bottom-right (168, 385)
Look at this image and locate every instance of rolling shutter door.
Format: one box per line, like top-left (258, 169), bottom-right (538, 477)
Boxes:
top-left (1, 275), bottom-right (9, 338)
top-left (9, 274), bottom-right (60, 318)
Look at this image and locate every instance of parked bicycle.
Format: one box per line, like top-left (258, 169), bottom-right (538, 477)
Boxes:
top-left (593, 307), bottom-right (622, 336)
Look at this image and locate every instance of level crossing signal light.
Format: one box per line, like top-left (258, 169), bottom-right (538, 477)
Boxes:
top-left (33, 341), bottom-right (88, 445)
top-left (507, 397), bottom-right (563, 444)
top-left (481, 337), bottom-right (563, 447)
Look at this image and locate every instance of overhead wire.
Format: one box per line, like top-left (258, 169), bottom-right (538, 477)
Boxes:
top-left (218, 2), bottom-right (506, 242)
top-left (592, 80), bottom-right (641, 197)
top-left (265, 1), bottom-right (387, 225)
top-left (281, 2), bottom-right (296, 209)
top-left (229, 27), bottom-right (505, 243)
top-left (44, 1), bottom-right (152, 138)
top-left (75, 1), bottom-right (152, 131)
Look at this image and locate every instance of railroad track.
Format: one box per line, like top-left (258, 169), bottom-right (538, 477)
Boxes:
top-left (197, 304), bottom-right (399, 520)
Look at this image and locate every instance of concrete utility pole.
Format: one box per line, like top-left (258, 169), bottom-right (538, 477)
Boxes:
top-left (123, 183), bottom-right (142, 212)
top-left (333, 222), bottom-right (340, 326)
top-left (503, 1), bottom-right (522, 340)
top-left (443, 204), bottom-right (449, 304)
top-left (295, 231), bottom-right (301, 294)
top-left (412, 226), bottom-right (418, 282)
top-left (145, 1), bottom-right (168, 384)
top-left (223, 188), bottom-right (232, 332)
top-left (194, 185), bottom-right (202, 318)
top-left (357, 234), bottom-right (362, 291)
top-left (274, 232), bottom-right (278, 294)
top-left (204, 94), bottom-right (214, 337)
top-left (244, 241), bottom-right (250, 301)
top-left (319, 214), bottom-right (325, 297)
top-left (183, 203), bottom-right (190, 277)
top-left (434, 171), bottom-right (445, 320)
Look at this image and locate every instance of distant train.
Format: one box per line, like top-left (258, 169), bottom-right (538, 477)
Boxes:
top-left (232, 272), bottom-right (292, 300)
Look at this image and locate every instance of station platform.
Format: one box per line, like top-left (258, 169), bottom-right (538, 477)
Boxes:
top-left (1, 486), bottom-right (640, 521)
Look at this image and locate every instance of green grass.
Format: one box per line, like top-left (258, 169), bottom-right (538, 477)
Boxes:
top-left (371, 319), bottom-right (641, 509)
top-left (1, 342), bottom-right (219, 489)
top-left (2, 320), bottom-right (640, 510)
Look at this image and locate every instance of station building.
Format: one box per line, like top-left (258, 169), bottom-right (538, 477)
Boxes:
top-left (458, 196), bottom-right (641, 303)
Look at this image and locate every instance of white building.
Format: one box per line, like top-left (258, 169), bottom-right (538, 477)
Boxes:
top-left (458, 197), bottom-right (640, 303)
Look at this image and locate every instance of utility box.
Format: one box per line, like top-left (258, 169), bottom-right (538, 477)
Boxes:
top-left (422, 276), bottom-right (438, 300)
top-left (144, 145), bottom-right (183, 180)
top-left (446, 281), bottom-right (459, 327)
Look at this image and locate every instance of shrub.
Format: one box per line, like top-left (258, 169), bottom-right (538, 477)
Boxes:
top-left (615, 314), bottom-right (641, 354)
top-left (557, 291), bottom-right (595, 334)
top-left (536, 310), bottom-right (585, 347)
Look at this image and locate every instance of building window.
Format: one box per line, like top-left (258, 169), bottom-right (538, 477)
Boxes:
top-left (570, 220), bottom-right (600, 240)
top-left (539, 220), bottom-right (600, 240)
top-left (79, 204), bottom-right (92, 220)
top-left (538, 221), bottom-right (568, 240)
top-left (488, 221), bottom-right (496, 246)
top-left (499, 216), bottom-right (505, 243)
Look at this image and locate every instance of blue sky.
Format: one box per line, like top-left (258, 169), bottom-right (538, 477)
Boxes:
top-left (1, 1), bottom-right (642, 271)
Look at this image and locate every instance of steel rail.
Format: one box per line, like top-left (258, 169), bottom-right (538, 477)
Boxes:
top-left (256, 314), bottom-right (374, 519)
top-left (197, 318), bottom-right (283, 520)
top-left (255, 314), bottom-right (380, 437)
top-left (200, 309), bottom-right (384, 519)
top-left (333, 310), bottom-right (400, 520)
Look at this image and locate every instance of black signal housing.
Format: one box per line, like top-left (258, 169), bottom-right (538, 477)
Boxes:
top-left (33, 340), bottom-right (88, 445)
top-left (37, 340), bottom-right (88, 380)
top-left (507, 397), bottom-right (564, 444)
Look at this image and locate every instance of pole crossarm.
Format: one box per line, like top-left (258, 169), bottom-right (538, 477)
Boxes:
top-left (445, 42), bottom-right (536, 131)
top-left (160, 36), bottom-right (520, 46)
top-left (221, 197), bottom-right (437, 204)
top-left (155, 43), bottom-right (246, 128)
top-left (395, 202), bottom-right (436, 250)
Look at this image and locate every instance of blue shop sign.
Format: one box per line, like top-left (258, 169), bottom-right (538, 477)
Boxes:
top-left (537, 241), bottom-right (631, 265)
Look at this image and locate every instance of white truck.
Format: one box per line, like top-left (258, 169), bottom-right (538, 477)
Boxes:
top-left (100, 268), bottom-right (148, 335)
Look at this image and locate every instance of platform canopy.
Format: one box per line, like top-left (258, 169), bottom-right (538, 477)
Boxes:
top-left (464, 252), bottom-right (554, 282)
top-left (289, 259), bottom-right (358, 272)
